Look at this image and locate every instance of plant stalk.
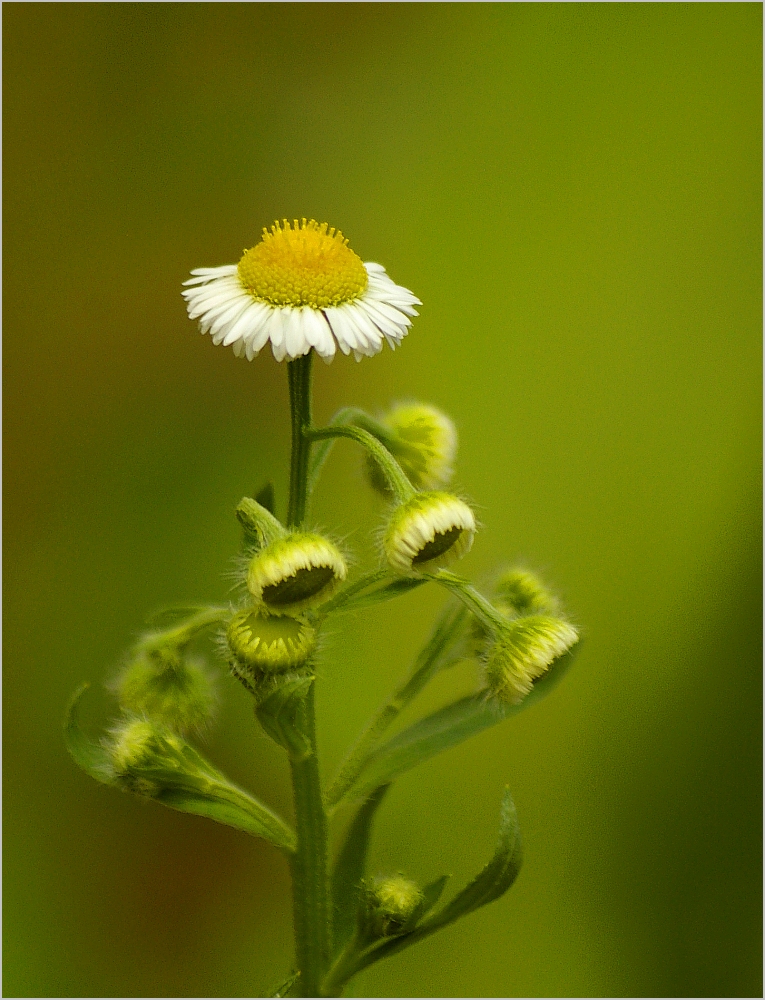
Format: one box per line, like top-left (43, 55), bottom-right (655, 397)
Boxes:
top-left (285, 351), bottom-right (332, 996)
top-left (288, 682), bottom-right (332, 997)
top-left (287, 353), bottom-right (314, 528)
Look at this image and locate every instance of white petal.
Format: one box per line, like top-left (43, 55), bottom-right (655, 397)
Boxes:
top-left (225, 301), bottom-right (270, 347)
top-left (284, 309), bottom-right (310, 360)
top-left (323, 307), bottom-right (357, 354)
top-left (345, 303), bottom-right (385, 354)
top-left (301, 308), bottom-right (336, 359)
top-left (267, 308), bottom-right (285, 350)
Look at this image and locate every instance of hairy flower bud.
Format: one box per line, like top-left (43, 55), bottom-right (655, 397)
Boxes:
top-left (365, 875), bottom-right (424, 937)
top-left (247, 533), bottom-right (347, 614)
top-left (367, 403), bottom-right (457, 493)
top-left (116, 653), bottom-right (216, 736)
top-left (106, 716), bottom-right (186, 795)
top-left (494, 568), bottom-right (559, 616)
top-left (227, 608), bottom-right (316, 679)
top-left (384, 492), bottom-right (476, 574)
top-left (484, 615), bottom-right (579, 705)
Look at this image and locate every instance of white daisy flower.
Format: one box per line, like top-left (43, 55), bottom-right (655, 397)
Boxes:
top-left (182, 219), bottom-right (421, 363)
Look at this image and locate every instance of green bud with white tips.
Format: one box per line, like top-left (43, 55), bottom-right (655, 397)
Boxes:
top-left (384, 492), bottom-right (476, 575)
top-left (247, 532), bottom-right (348, 614)
top-left (484, 615), bottom-right (579, 705)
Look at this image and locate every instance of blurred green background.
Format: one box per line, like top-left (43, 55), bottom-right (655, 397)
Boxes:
top-left (4, 4), bottom-right (761, 998)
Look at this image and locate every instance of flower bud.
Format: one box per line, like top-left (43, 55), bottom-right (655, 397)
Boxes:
top-left (494, 568), bottom-right (559, 616)
top-left (367, 403), bottom-right (457, 493)
top-left (227, 608), bottom-right (316, 678)
top-left (116, 653), bottom-right (216, 736)
top-left (365, 875), bottom-right (424, 937)
top-left (106, 716), bottom-right (186, 795)
top-left (484, 615), bottom-right (579, 705)
top-left (384, 492), bottom-right (476, 574)
top-left (247, 533), bottom-right (347, 614)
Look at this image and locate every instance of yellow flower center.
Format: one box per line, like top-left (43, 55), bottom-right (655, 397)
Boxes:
top-left (237, 219), bottom-right (369, 308)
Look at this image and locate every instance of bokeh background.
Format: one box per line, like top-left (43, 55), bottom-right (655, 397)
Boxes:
top-left (4, 5), bottom-right (761, 998)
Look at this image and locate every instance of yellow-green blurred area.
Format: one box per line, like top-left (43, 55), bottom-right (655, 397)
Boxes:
top-left (4, 4), bottom-right (761, 997)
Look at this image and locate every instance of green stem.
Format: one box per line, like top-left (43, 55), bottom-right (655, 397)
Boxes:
top-left (138, 606), bottom-right (230, 654)
top-left (289, 682), bottom-right (332, 997)
top-left (307, 425), bottom-right (414, 504)
top-left (284, 355), bottom-right (332, 996)
top-left (308, 408), bottom-right (396, 492)
top-left (429, 572), bottom-right (508, 633)
top-left (287, 354), bottom-right (314, 527)
top-left (325, 604), bottom-right (468, 808)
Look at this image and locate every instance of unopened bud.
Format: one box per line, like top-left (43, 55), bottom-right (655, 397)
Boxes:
top-left (484, 615), bottom-right (579, 705)
top-left (365, 875), bottom-right (424, 937)
top-left (367, 403), bottom-right (457, 493)
top-left (384, 492), bottom-right (475, 574)
top-left (106, 716), bottom-right (185, 795)
top-left (247, 533), bottom-right (347, 614)
top-left (227, 608), bottom-right (316, 678)
top-left (116, 653), bottom-right (216, 736)
top-left (494, 568), bottom-right (559, 616)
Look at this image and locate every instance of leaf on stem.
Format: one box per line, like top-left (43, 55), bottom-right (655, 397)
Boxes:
top-left (343, 789), bottom-right (522, 982)
top-left (65, 684), bottom-right (296, 852)
top-left (344, 646), bottom-right (579, 800)
top-left (332, 577), bottom-right (428, 614)
top-left (331, 785), bottom-right (391, 953)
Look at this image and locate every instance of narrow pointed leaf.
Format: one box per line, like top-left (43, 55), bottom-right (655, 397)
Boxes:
top-left (344, 789), bottom-right (522, 982)
top-left (268, 971), bottom-right (299, 997)
top-left (346, 646), bottom-right (578, 800)
top-left (334, 577), bottom-right (428, 613)
top-left (331, 785), bottom-right (390, 953)
top-left (419, 874), bottom-right (450, 917)
top-left (421, 787), bottom-right (521, 931)
top-left (65, 685), bottom-right (296, 852)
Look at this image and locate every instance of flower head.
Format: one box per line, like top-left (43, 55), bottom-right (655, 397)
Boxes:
top-left (182, 219), bottom-right (421, 363)
top-left (247, 532), bottom-right (348, 614)
top-left (484, 615), bottom-right (579, 705)
top-left (367, 402), bottom-right (457, 493)
top-left (384, 492), bottom-right (476, 574)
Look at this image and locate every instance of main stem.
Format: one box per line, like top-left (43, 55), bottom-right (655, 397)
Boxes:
top-left (285, 352), bottom-right (332, 997)
top-left (288, 683), bottom-right (331, 997)
top-left (287, 353), bottom-right (314, 528)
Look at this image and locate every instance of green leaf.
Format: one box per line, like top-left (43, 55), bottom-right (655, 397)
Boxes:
top-left (268, 970), bottom-right (299, 997)
top-left (64, 683), bottom-right (117, 784)
top-left (344, 789), bottom-right (522, 982)
top-left (256, 675), bottom-right (314, 758)
top-left (331, 785), bottom-right (390, 954)
top-left (333, 577), bottom-right (428, 613)
top-left (346, 646), bottom-right (579, 800)
top-left (419, 874), bottom-right (450, 917)
top-left (65, 684), bottom-right (296, 852)
top-left (421, 787), bottom-right (521, 932)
